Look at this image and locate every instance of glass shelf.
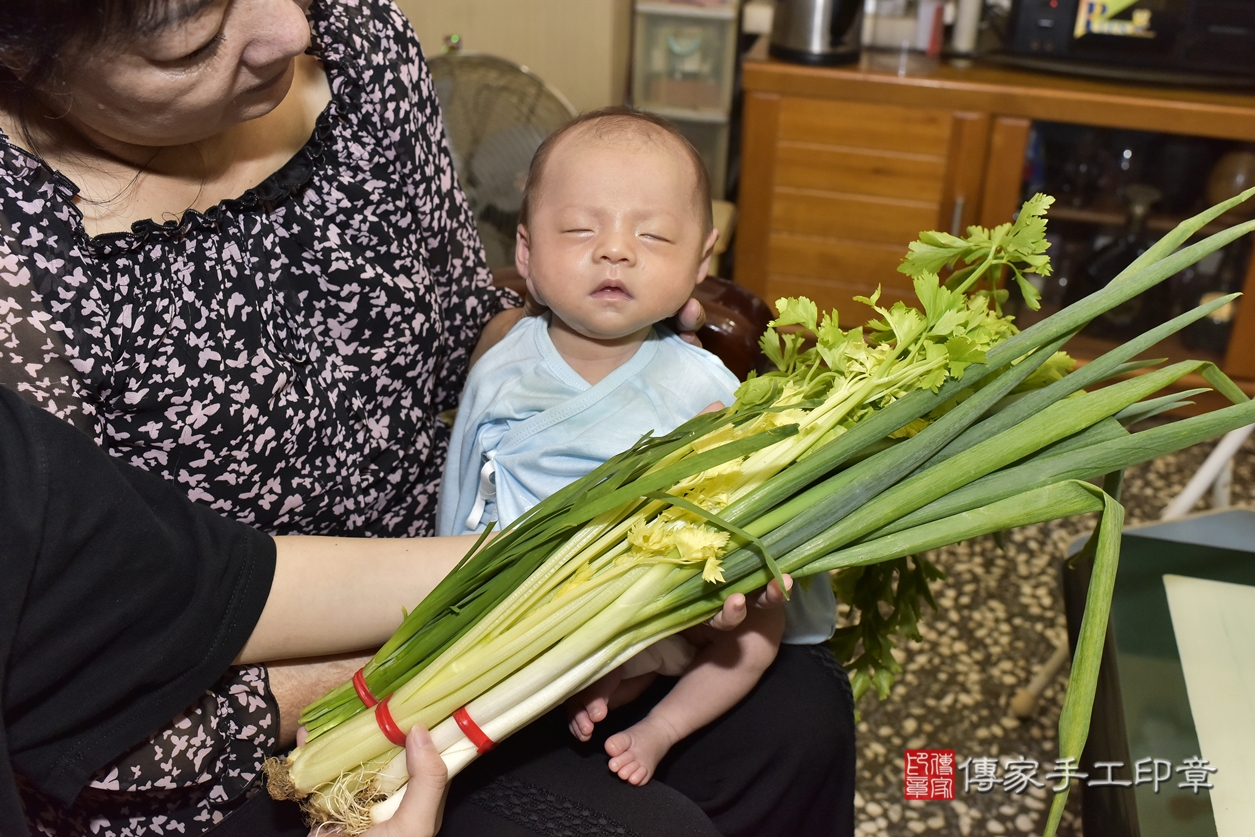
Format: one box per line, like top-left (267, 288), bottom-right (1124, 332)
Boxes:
top-left (1010, 120), bottom-right (1255, 375)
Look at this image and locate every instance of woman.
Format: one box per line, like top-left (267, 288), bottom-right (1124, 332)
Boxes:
top-left (1, 382), bottom-right (456, 837)
top-left (0, 0), bottom-right (855, 835)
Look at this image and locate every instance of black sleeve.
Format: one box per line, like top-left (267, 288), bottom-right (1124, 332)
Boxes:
top-left (0, 385), bottom-right (277, 817)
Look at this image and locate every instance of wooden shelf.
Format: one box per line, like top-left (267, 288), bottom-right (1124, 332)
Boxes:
top-left (734, 44), bottom-right (1255, 399)
top-left (742, 38), bottom-right (1255, 143)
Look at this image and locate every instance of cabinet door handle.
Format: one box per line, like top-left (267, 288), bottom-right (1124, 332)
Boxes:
top-left (950, 196), bottom-right (967, 236)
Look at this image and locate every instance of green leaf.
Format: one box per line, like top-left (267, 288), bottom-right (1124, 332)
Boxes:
top-left (645, 490), bottom-right (789, 599)
top-left (817, 309), bottom-right (843, 337)
top-left (898, 231), bottom-right (973, 279)
top-left (759, 327), bottom-right (785, 372)
top-left (872, 661), bottom-right (897, 699)
top-left (780, 331), bottom-right (806, 372)
top-left (734, 372), bottom-right (784, 408)
top-left (1012, 271), bottom-right (1043, 311)
top-left (1045, 488), bottom-right (1123, 837)
top-left (853, 286), bottom-right (882, 308)
top-left (773, 296), bottom-right (819, 333)
top-left (944, 335), bottom-right (985, 379)
top-left (930, 305), bottom-right (970, 339)
top-left (1003, 193), bottom-right (1055, 271)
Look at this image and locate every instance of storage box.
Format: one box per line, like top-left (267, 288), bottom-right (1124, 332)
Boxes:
top-left (632, 2), bottom-right (739, 116)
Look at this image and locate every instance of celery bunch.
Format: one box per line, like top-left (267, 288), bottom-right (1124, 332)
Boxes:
top-left (268, 190), bottom-right (1255, 837)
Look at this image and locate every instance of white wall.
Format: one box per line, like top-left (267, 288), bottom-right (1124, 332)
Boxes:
top-left (394, 0), bottom-right (634, 114)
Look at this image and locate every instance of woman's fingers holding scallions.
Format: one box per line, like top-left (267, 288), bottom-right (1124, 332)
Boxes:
top-left (361, 726), bottom-right (448, 837)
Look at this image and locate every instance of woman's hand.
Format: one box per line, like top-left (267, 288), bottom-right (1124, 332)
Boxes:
top-left (669, 297), bottom-right (707, 346)
top-left (359, 727), bottom-right (449, 837)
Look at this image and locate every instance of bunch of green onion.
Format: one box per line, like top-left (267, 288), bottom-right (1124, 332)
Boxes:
top-left (267, 190), bottom-right (1255, 837)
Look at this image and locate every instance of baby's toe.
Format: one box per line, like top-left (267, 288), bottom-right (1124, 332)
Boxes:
top-left (615, 759), bottom-right (640, 782)
top-left (569, 715), bottom-right (593, 741)
top-left (605, 731), bottom-right (631, 758)
top-left (586, 696), bottom-right (609, 723)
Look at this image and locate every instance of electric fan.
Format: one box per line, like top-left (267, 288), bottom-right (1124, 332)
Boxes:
top-left (428, 53), bottom-right (578, 268)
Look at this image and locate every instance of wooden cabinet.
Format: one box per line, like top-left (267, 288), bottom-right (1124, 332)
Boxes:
top-left (735, 40), bottom-right (1255, 401)
top-left (741, 94), bottom-right (989, 317)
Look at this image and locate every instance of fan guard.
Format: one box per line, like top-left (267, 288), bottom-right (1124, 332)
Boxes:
top-left (428, 53), bottom-right (578, 268)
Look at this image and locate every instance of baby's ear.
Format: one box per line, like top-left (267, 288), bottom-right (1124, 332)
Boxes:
top-left (515, 225), bottom-right (548, 306)
top-left (696, 227), bottom-right (721, 282)
top-left (514, 224), bottom-right (531, 278)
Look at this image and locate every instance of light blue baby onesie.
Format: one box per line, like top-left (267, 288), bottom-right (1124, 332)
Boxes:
top-left (437, 314), bottom-right (836, 644)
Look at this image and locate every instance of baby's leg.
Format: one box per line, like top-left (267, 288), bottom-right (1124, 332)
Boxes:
top-left (605, 604), bottom-right (785, 785)
top-left (568, 636), bottom-right (696, 741)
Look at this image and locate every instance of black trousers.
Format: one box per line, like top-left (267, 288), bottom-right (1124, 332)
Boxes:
top-left (440, 644), bottom-right (856, 837)
top-left (219, 644), bottom-right (855, 837)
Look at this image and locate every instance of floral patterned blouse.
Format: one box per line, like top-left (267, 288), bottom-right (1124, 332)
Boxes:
top-left (0, 0), bottom-right (514, 831)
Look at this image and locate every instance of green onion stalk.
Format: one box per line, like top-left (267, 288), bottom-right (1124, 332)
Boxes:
top-left (266, 190), bottom-right (1255, 836)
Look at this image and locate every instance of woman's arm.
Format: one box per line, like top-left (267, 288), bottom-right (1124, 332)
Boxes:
top-left (363, 726), bottom-right (450, 837)
top-left (235, 533), bottom-right (479, 664)
top-left (240, 532), bottom-right (475, 745)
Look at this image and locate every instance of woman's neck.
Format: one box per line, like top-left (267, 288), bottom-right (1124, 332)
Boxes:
top-left (0, 55), bottom-right (330, 237)
top-left (548, 316), bottom-right (652, 386)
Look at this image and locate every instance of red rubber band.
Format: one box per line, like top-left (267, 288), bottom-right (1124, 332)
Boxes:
top-left (453, 706), bottom-right (495, 754)
top-left (352, 668), bottom-right (379, 708)
top-left (374, 696), bottom-right (406, 747)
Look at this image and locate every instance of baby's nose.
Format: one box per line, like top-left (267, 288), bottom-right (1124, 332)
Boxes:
top-left (596, 231), bottom-right (636, 264)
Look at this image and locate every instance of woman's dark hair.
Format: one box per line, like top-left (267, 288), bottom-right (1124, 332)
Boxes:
top-left (0, 0), bottom-right (193, 102)
top-left (518, 106), bottom-right (714, 236)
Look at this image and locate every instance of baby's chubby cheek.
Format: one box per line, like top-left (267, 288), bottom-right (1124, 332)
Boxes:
top-left (524, 278), bottom-right (549, 309)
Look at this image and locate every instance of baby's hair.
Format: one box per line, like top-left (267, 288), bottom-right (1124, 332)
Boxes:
top-left (519, 106), bottom-right (713, 236)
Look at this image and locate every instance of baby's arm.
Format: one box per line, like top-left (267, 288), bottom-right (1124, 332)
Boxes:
top-left (605, 602), bottom-right (785, 785)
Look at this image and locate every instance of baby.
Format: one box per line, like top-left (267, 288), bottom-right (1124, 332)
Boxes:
top-left (436, 107), bottom-right (833, 785)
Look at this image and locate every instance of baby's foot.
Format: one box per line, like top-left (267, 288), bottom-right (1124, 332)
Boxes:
top-left (566, 670), bottom-right (622, 742)
top-left (568, 700), bottom-right (606, 742)
top-left (605, 716), bottom-right (678, 786)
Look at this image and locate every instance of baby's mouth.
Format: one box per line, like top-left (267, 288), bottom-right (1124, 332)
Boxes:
top-left (591, 280), bottom-right (633, 300)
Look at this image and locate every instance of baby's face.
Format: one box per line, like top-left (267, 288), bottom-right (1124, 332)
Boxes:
top-left (516, 131), bottom-right (716, 342)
